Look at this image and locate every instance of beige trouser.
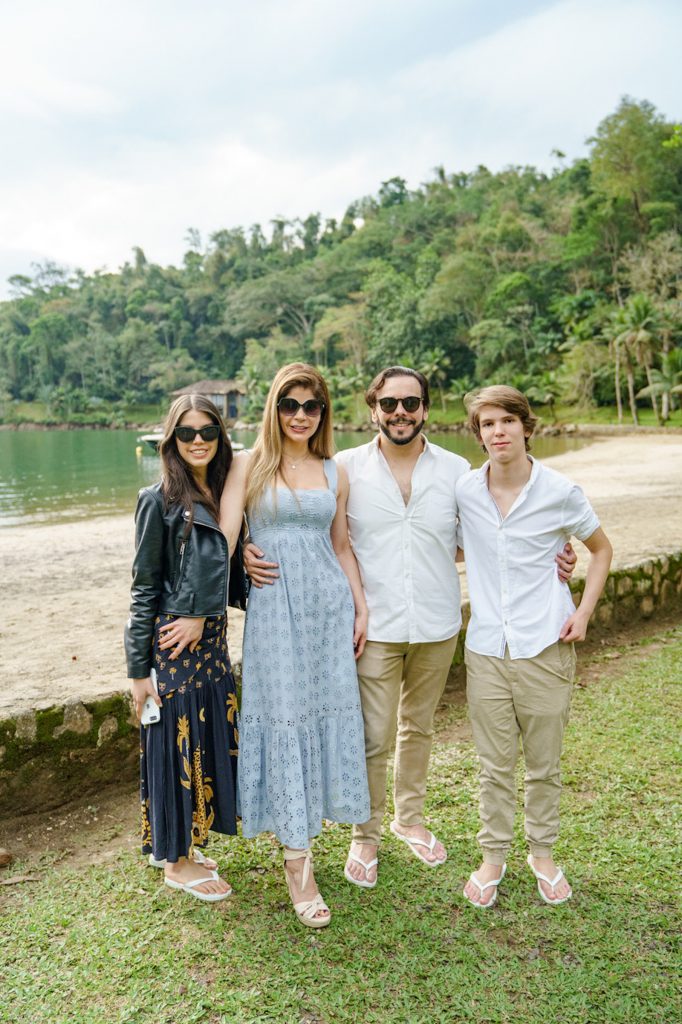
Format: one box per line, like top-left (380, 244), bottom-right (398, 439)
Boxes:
top-left (353, 634), bottom-right (459, 845)
top-left (465, 642), bottom-right (576, 866)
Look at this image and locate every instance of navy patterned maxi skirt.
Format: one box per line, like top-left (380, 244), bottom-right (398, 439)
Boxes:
top-left (140, 614), bottom-right (239, 862)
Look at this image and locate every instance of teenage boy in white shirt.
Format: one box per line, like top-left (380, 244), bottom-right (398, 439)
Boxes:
top-left (456, 385), bottom-right (612, 907)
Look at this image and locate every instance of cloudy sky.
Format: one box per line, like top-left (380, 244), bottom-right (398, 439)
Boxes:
top-left (1, 0), bottom-right (679, 296)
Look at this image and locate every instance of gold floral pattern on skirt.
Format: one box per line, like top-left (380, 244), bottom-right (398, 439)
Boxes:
top-left (139, 613), bottom-right (238, 860)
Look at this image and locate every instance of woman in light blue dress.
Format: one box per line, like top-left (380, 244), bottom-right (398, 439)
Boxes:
top-left (220, 363), bottom-right (370, 927)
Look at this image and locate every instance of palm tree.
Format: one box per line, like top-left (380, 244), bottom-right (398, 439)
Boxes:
top-left (656, 300), bottom-right (681, 420)
top-left (611, 295), bottom-right (662, 425)
top-left (446, 375), bottom-right (476, 418)
top-left (526, 371), bottom-right (561, 421)
top-left (602, 315), bottom-right (624, 423)
top-left (420, 347), bottom-right (451, 412)
top-left (335, 366), bottom-right (367, 422)
top-left (629, 296), bottom-right (662, 424)
top-left (636, 349), bottom-right (682, 422)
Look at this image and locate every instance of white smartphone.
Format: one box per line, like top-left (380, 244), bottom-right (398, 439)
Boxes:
top-left (141, 695), bottom-right (161, 726)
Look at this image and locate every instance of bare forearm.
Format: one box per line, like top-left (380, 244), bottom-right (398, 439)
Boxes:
top-left (577, 546), bottom-right (612, 619)
top-left (335, 546), bottom-right (368, 615)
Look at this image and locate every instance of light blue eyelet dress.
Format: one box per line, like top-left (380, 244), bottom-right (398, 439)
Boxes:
top-left (238, 459), bottom-right (370, 848)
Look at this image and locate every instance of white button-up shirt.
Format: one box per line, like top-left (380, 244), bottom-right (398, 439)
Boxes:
top-left (455, 457), bottom-right (600, 660)
top-left (336, 436), bottom-right (470, 643)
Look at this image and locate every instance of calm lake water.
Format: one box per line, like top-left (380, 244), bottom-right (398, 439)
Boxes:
top-left (0, 428), bottom-right (590, 528)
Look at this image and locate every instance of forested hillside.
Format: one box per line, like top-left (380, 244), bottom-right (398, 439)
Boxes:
top-left (1, 98), bottom-right (681, 425)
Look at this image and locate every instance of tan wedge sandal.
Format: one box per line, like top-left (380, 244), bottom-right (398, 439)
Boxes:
top-left (283, 848), bottom-right (331, 929)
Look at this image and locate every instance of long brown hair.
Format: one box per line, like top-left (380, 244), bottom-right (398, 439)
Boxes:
top-left (245, 363), bottom-right (334, 512)
top-left (159, 395), bottom-right (233, 522)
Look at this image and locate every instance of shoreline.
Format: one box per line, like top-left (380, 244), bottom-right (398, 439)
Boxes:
top-left (3, 419), bottom-right (682, 436)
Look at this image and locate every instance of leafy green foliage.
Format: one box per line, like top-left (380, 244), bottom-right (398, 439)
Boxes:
top-left (1, 98), bottom-right (680, 424)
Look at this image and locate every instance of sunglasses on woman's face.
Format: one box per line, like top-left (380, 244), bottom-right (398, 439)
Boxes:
top-left (277, 397), bottom-right (325, 417)
top-left (174, 424), bottom-right (221, 443)
top-left (377, 396), bottom-right (422, 413)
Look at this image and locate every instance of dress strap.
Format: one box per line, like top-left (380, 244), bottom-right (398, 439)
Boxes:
top-left (322, 458), bottom-right (338, 493)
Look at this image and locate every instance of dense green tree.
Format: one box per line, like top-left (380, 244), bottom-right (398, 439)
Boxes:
top-left (0, 97), bottom-right (679, 423)
top-left (589, 98), bottom-right (679, 232)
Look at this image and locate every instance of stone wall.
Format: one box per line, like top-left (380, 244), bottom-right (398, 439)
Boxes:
top-left (0, 695), bottom-right (139, 817)
top-left (2, 552), bottom-right (681, 815)
top-left (581, 552), bottom-right (682, 630)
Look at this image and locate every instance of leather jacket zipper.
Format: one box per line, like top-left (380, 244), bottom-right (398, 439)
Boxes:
top-left (173, 540), bottom-right (186, 591)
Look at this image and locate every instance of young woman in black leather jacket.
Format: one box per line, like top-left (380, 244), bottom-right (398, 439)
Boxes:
top-left (125, 395), bottom-right (238, 902)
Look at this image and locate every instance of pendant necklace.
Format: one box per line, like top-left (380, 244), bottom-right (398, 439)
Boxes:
top-left (283, 451), bottom-right (311, 471)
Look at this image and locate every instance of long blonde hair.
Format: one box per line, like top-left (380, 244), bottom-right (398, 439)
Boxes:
top-left (245, 363), bottom-right (334, 511)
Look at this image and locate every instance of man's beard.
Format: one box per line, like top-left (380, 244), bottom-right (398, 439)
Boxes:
top-left (379, 418), bottom-right (425, 447)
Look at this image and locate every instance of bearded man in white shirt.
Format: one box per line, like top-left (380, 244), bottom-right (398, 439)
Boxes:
top-left (456, 386), bottom-right (612, 908)
top-left (335, 367), bottom-right (471, 885)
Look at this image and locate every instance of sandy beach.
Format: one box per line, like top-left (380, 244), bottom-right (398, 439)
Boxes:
top-left (2, 434), bottom-right (681, 717)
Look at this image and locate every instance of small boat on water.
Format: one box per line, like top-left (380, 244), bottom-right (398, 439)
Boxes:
top-left (137, 432), bottom-right (244, 454)
top-left (137, 432), bottom-right (163, 452)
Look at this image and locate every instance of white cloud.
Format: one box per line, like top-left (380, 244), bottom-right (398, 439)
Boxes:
top-left (391, 0), bottom-right (682, 169)
top-left (0, 0), bottom-right (679, 295)
top-left (0, 135), bottom-right (373, 278)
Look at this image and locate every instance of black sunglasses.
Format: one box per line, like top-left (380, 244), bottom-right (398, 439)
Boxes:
top-left (377, 396), bottom-right (422, 413)
top-left (174, 424), bottom-right (221, 443)
top-left (278, 397), bottom-right (326, 417)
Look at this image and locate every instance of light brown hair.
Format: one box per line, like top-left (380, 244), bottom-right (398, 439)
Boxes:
top-left (245, 363), bottom-right (334, 511)
top-left (465, 385), bottom-right (538, 452)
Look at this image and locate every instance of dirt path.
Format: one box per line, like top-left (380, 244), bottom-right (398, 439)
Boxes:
top-left (1, 435), bottom-right (681, 717)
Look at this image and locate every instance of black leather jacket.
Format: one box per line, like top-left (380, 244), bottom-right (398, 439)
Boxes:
top-left (124, 483), bottom-right (229, 679)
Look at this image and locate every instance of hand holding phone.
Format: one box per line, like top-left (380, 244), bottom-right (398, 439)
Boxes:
top-left (132, 670), bottom-right (161, 725)
top-left (141, 695), bottom-right (161, 726)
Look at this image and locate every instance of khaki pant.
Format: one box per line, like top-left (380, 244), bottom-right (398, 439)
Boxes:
top-left (465, 642), bottom-right (576, 866)
top-left (353, 634), bottom-right (459, 845)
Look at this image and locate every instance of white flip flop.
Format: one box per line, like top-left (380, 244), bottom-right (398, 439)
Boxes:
top-left (527, 855), bottom-right (572, 905)
top-left (164, 868), bottom-right (232, 903)
top-left (463, 863), bottom-right (507, 908)
top-left (344, 851), bottom-right (378, 889)
top-left (389, 822), bottom-right (447, 866)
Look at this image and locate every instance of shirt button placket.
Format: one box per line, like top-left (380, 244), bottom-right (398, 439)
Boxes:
top-left (404, 515), bottom-right (415, 641)
top-left (498, 527), bottom-right (512, 657)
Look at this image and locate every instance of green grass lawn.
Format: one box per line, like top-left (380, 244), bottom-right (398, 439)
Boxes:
top-left (2, 630), bottom-right (680, 1024)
